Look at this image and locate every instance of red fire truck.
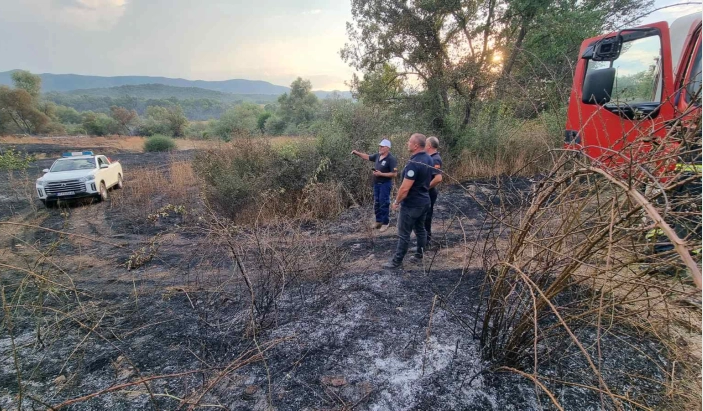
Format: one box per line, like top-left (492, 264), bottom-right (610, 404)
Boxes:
top-left (565, 12), bottom-right (701, 163)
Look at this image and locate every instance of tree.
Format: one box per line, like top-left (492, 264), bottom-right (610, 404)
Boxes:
top-left (55, 105), bottom-right (83, 124)
top-left (82, 111), bottom-right (120, 136)
top-left (0, 86), bottom-right (50, 134)
top-left (277, 78), bottom-right (319, 127)
top-left (110, 105), bottom-right (139, 135)
top-left (164, 105), bottom-right (188, 137)
top-left (11, 70), bottom-right (41, 99)
top-left (350, 63), bottom-right (406, 107)
top-left (341, 0), bottom-right (502, 130)
top-left (264, 115), bottom-right (287, 136)
top-left (211, 103), bottom-right (264, 139)
top-left (257, 112), bottom-right (272, 134)
top-left (494, 0), bottom-right (653, 114)
top-left (341, 0), bottom-right (653, 130)
top-left (141, 105), bottom-right (188, 136)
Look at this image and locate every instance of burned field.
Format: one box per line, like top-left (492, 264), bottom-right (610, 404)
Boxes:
top-left (0, 143), bottom-right (700, 410)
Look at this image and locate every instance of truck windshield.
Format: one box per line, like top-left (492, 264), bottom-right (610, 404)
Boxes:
top-left (50, 158), bottom-right (96, 172)
top-left (586, 35), bottom-right (663, 104)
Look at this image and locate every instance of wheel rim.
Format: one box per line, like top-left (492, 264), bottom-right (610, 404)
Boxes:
top-left (101, 185), bottom-right (107, 199)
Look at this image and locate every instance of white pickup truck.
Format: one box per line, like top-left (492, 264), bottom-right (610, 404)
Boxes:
top-left (36, 151), bottom-right (123, 207)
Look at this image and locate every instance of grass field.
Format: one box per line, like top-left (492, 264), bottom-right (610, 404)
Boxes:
top-left (0, 135), bottom-right (313, 153)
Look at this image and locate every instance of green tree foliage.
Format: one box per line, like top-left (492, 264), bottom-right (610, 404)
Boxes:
top-left (11, 70), bottom-right (42, 99)
top-left (264, 115), bottom-right (287, 136)
top-left (210, 103), bottom-right (263, 139)
top-left (138, 105), bottom-right (188, 136)
top-left (163, 105), bottom-right (188, 137)
top-left (257, 112), bottom-right (272, 134)
top-left (185, 121), bottom-right (210, 139)
top-left (81, 111), bottom-right (120, 136)
top-left (349, 63), bottom-right (406, 107)
top-left (0, 148), bottom-right (34, 170)
top-left (44, 93), bottom-right (236, 121)
top-left (495, 0), bottom-right (652, 116)
top-left (56, 105), bottom-right (83, 124)
top-left (0, 86), bottom-right (50, 134)
top-left (341, 0), bottom-right (653, 134)
top-left (0, 71), bottom-right (68, 135)
top-left (278, 78), bottom-right (319, 127)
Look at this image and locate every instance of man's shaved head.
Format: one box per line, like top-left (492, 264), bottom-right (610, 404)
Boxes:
top-left (410, 133), bottom-right (427, 148)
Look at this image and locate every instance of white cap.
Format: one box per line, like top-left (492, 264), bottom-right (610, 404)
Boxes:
top-left (379, 139), bottom-right (391, 148)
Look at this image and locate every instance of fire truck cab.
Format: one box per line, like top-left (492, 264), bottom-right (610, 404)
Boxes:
top-left (565, 12), bottom-right (702, 162)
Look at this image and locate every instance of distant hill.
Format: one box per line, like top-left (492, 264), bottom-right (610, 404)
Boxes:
top-left (0, 70), bottom-right (351, 98)
top-left (61, 83), bottom-right (278, 104)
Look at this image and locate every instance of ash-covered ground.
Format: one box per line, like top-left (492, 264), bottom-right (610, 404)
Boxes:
top-left (0, 144), bottom-right (671, 410)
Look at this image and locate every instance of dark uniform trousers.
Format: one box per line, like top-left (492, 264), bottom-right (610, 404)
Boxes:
top-left (393, 203), bottom-right (430, 263)
top-left (373, 180), bottom-right (392, 225)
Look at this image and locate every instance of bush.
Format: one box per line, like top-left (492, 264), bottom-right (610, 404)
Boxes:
top-left (264, 115), bottom-right (287, 136)
top-left (137, 115), bottom-right (172, 137)
top-left (55, 105), bottom-right (82, 124)
top-left (210, 103), bottom-right (263, 140)
top-left (185, 121), bottom-right (211, 139)
top-left (144, 134), bottom-right (177, 152)
top-left (0, 148), bottom-right (34, 170)
top-left (81, 112), bottom-right (120, 136)
top-left (193, 138), bottom-right (360, 221)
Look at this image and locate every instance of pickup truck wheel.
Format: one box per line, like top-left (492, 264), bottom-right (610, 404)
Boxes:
top-left (116, 174), bottom-right (124, 189)
top-left (98, 182), bottom-right (108, 202)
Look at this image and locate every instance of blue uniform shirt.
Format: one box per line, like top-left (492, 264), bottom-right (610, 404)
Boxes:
top-left (369, 153), bottom-right (398, 184)
top-left (401, 151), bottom-right (433, 207)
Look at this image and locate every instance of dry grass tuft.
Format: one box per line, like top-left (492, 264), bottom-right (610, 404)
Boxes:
top-left (472, 116), bottom-right (702, 409)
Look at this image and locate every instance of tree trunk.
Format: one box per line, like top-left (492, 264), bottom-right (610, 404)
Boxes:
top-left (460, 84), bottom-right (479, 129)
top-left (501, 20), bottom-right (529, 81)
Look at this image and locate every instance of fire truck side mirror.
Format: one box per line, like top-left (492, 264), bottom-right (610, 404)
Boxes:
top-left (582, 67), bottom-right (616, 105)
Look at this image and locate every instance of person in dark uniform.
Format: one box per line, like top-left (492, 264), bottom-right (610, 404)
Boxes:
top-left (352, 139), bottom-right (398, 232)
top-left (425, 136), bottom-right (443, 246)
top-left (383, 133), bottom-right (434, 269)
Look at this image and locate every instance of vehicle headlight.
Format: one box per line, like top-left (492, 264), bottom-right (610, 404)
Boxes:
top-left (36, 180), bottom-right (47, 187)
top-left (78, 175), bottom-right (95, 183)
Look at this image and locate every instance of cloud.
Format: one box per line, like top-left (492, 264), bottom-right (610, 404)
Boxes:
top-left (54, 0), bottom-right (128, 30)
top-left (302, 9), bottom-right (322, 15)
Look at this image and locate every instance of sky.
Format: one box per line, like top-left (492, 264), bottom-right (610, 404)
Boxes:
top-left (0, 0), bottom-right (699, 91)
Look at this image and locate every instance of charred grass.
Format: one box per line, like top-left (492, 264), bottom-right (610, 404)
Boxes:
top-left (0, 129), bottom-right (701, 410)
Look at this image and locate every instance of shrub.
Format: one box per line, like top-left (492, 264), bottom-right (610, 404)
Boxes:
top-left (264, 115), bottom-right (287, 136)
top-left (192, 138), bottom-right (361, 221)
top-left (210, 103), bottom-right (263, 140)
top-left (0, 148), bottom-right (34, 171)
top-left (81, 112), bottom-right (120, 136)
top-left (137, 115), bottom-right (172, 136)
top-left (55, 105), bottom-right (82, 124)
top-left (185, 121), bottom-right (211, 139)
top-left (144, 134), bottom-right (177, 152)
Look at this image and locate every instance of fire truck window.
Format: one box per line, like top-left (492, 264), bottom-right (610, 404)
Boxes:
top-left (587, 35), bottom-right (662, 104)
top-left (686, 42), bottom-right (701, 104)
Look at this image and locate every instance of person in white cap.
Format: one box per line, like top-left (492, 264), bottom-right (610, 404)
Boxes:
top-left (352, 139), bottom-right (398, 232)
